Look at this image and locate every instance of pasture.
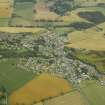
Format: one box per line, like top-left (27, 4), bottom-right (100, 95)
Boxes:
top-left (9, 73), bottom-right (71, 105)
top-left (34, 102), bottom-right (43, 105)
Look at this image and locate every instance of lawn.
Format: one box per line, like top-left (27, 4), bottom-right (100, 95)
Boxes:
top-left (79, 80), bottom-right (105, 105)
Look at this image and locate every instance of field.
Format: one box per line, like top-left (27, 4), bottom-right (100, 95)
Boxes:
top-left (9, 73), bottom-right (71, 105)
top-left (60, 10), bottom-right (90, 24)
top-left (67, 7), bottom-right (105, 51)
top-left (0, 2), bottom-right (11, 18)
top-left (34, 102), bottom-right (43, 105)
top-left (79, 80), bottom-right (105, 105)
top-left (33, 0), bottom-right (59, 21)
top-left (44, 91), bottom-right (87, 105)
top-left (11, 2), bottom-right (34, 26)
top-left (67, 25), bottom-right (105, 51)
top-left (0, 27), bottom-right (44, 33)
top-left (65, 6), bottom-right (105, 73)
top-left (0, 18), bottom-right (9, 27)
top-left (0, 58), bottom-right (34, 92)
top-left (0, 1), bottom-right (12, 26)
top-left (0, 7), bottom-right (11, 18)
top-left (0, 1), bottom-right (105, 105)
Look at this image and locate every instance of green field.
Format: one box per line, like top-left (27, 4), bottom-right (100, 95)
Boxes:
top-left (79, 80), bottom-right (105, 105)
top-left (0, 18), bottom-right (9, 27)
top-left (11, 2), bottom-right (34, 26)
top-left (0, 58), bottom-right (34, 93)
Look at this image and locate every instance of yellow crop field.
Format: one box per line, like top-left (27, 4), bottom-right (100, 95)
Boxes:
top-left (60, 11), bottom-right (89, 24)
top-left (44, 91), bottom-right (87, 105)
top-left (0, 7), bottom-right (11, 17)
top-left (0, 0), bottom-right (9, 2)
top-left (34, 102), bottom-right (43, 105)
top-left (33, 1), bottom-right (59, 21)
top-left (67, 22), bottom-right (105, 51)
top-left (0, 27), bottom-right (44, 33)
top-left (9, 73), bottom-right (71, 105)
top-left (0, 0), bottom-right (11, 17)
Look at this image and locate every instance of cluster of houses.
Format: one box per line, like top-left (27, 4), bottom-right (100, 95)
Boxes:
top-left (15, 31), bottom-right (99, 85)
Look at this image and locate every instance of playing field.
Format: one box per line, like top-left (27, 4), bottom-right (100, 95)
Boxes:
top-left (9, 73), bottom-right (72, 105)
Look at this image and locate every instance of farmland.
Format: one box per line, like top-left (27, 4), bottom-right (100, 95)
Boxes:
top-left (10, 2), bottom-right (34, 26)
top-left (9, 73), bottom-right (71, 105)
top-left (67, 26), bottom-right (105, 51)
top-left (0, 58), bottom-right (34, 92)
top-left (0, 0), bottom-right (105, 105)
top-left (44, 91), bottom-right (87, 105)
top-left (66, 14), bottom-right (105, 73)
top-left (33, 0), bottom-right (59, 21)
top-left (79, 80), bottom-right (105, 105)
top-left (0, 27), bottom-right (44, 33)
top-left (1, 0), bottom-right (105, 27)
top-left (0, 1), bottom-right (12, 18)
top-left (0, 0), bottom-right (13, 26)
